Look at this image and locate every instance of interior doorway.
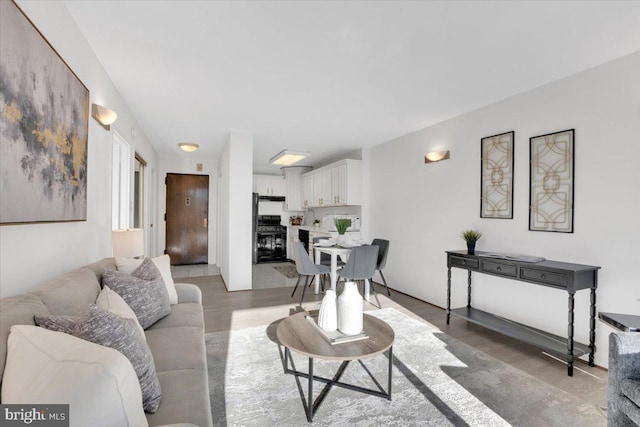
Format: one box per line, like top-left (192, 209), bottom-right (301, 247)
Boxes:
top-left (165, 173), bottom-right (209, 265)
top-left (133, 153), bottom-right (146, 229)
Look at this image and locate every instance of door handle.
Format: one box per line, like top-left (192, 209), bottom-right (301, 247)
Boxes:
top-left (204, 218), bottom-right (208, 228)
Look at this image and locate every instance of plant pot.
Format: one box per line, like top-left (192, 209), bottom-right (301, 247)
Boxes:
top-left (337, 234), bottom-right (347, 246)
top-left (467, 241), bottom-right (476, 255)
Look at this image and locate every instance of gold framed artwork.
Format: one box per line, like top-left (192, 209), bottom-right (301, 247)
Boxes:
top-left (481, 131), bottom-right (514, 219)
top-left (529, 129), bottom-right (575, 233)
top-left (0, 1), bottom-right (89, 225)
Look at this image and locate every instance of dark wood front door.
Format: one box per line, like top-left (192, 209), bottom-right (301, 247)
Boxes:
top-left (165, 173), bottom-right (209, 265)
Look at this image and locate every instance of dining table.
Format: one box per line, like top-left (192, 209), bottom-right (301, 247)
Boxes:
top-left (312, 244), bottom-right (371, 302)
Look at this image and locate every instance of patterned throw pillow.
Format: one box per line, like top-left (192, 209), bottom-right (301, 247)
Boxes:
top-left (96, 285), bottom-right (146, 340)
top-left (103, 259), bottom-right (170, 329)
top-left (36, 305), bottom-right (162, 413)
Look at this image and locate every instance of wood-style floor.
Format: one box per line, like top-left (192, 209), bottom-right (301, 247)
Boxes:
top-left (188, 274), bottom-right (608, 414)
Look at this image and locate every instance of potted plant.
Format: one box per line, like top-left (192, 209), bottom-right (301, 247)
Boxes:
top-left (461, 230), bottom-right (482, 255)
top-left (334, 218), bottom-right (352, 245)
top-left (313, 219), bottom-right (321, 228)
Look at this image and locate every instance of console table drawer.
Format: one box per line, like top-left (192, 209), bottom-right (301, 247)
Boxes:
top-left (520, 268), bottom-right (567, 287)
top-left (481, 261), bottom-right (518, 278)
top-left (450, 256), bottom-right (479, 270)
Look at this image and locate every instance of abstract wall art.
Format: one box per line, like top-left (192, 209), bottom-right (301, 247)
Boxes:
top-left (529, 129), bottom-right (575, 233)
top-left (0, 1), bottom-right (89, 225)
top-left (480, 131), bottom-right (514, 219)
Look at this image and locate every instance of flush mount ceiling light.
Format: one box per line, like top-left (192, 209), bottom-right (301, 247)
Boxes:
top-left (91, 103), bottom-right (117, 130)
top-left (269, 149), bottom-right (310, 166)
top-left (178, 142), bottom-right (199, 153)
top-left (424, 150), bottom-right (451, 163)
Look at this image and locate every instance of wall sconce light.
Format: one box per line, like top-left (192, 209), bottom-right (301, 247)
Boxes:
top-left (111, 228), bottom-right (144, 258)
top-left (178, 142), bottom-right (199, 153)
top-left (424, 150), bottom-right (450, 163)
top-left (91, 103), bottom-right (117, 130)
top-left (269, 149), bottom-right (310, 166)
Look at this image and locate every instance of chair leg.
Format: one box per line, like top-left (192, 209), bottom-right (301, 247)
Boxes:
top-left (369, 279), bottom-right (381, 308)
top-left (300, 275), bottom-right (309, 305)
top-left (379, 270), bottom-right (391, 296)
top-left (291, 275), bottom-right (302, 298)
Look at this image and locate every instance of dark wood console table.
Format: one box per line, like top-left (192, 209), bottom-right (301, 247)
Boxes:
top-left (446, 250), bottom-right (600, 376)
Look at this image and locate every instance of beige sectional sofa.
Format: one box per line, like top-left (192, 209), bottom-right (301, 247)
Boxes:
top-left (0, 258), bottom-right (213, 427)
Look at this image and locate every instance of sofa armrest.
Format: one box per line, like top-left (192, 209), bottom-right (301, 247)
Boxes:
top-left (174, 283), bottom-right (202, 304)
top-left (608, 332), bottom-right (640, 426)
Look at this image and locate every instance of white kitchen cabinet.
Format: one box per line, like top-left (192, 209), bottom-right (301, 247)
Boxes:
top-left (301, 174), bottom-right (314, 208)
top-left (254, 175), bottom-right (285, 197)
top-left (312, 170), bottom-right (332, 206)
top-left (282, 166), bottom-right (311, 211)
top-left (300, 159), bottom-right (361, 208)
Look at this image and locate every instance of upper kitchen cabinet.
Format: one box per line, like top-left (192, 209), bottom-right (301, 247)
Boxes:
top-left (282, 166), bottom-right (311, 211)
top-left (301, 159), bottom-right (362, 208)
top-left (254, 174), bottom-right (286, 197)
top-left (302, 173), bottom-right (314, 208)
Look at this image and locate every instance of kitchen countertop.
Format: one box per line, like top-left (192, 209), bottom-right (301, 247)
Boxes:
top-left (287, 225), bottom-right (361, 235)
top-left (287, 225), bottom-right (332, 233)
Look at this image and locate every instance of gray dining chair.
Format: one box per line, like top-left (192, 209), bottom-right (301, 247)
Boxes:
top-left (291, 242), bottom-right (331, 305)
top-left (371, 238), bottom-right (391, 296)
top-left (337, 245), bottom-right (381, 308)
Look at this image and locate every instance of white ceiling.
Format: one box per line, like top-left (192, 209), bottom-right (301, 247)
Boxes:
top-left (64, 1), bottom-right (640, 173)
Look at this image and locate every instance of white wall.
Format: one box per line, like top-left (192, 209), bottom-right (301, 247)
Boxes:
top-left (369, 52), bottom-right (640, 368)
top-left (218, 132), bottom-right (253, 290)
top-left (0, 1), bottom-right (159, 297)
top-left (157, 156), bottom-right (218, 262)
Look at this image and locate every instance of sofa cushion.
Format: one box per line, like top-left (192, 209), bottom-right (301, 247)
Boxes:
top-left (2, 325), bottom-right (148, 427)
top-left (30, 268), bottom-right (100, 316)
top-left (145, 326), bottom-right (206, 373)
top-left (116, 255), bottom-right (179, 305)
top-left (145, 370), bottom-right (212, 427)
top-left (103, 267), bottom-right (170, 329)
top-left (621, 379), bottom-right (640, 407)
top-left (83, 257), bottom-right (117, 285)
top-left (0, 293), bottom-right (49, 384)
top-left (36, 306), bottom-right (163, 413)
top-left (146, 303), bottom-right (205, 330)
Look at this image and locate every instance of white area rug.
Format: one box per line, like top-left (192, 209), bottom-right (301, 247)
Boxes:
top-left (206, 308), bottom-right (605, 426)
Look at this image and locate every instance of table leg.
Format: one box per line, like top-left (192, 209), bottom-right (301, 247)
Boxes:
top-left (589, 284), bottom-right (597, 367)
top-left (446, 267), bottom-right (452, 324)
top-left (307, 357), bottom-right (314, 422)
top-left (387, 346), bottom-right (393, 400)
top-left (314, 248), bottom-right (321, 295)
top-left (364, 279), bottom-right (371, 302)
top-left (330, 253), bottom-right (338, 291)
top-left (567, 292), bottom-right (575, 377)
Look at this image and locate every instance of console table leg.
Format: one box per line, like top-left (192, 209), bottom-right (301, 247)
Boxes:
top-left (467, 271), bottom-right (472, 308)
top-left (446, 267), bottom-right (452, 324)
top-left (307, 357), bottom-right (314, 422)
top-left (589, 284), bottom-right (597, 367)
top-left (567, 293), bottom-right (575, 377)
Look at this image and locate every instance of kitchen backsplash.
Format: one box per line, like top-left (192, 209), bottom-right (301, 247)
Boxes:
top-left (303, 206), bottom-right (361, 226)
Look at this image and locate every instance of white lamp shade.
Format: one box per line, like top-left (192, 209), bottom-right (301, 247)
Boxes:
top-left (112, 229), bottom-right (144, 258)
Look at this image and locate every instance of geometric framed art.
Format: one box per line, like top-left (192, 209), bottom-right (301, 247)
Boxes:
top-left (0, 1), bottom-right (89, 225)
top-left (481, 131), bottom-right (514, 219)
top-left (529, 129), bottom-right (575, 233)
